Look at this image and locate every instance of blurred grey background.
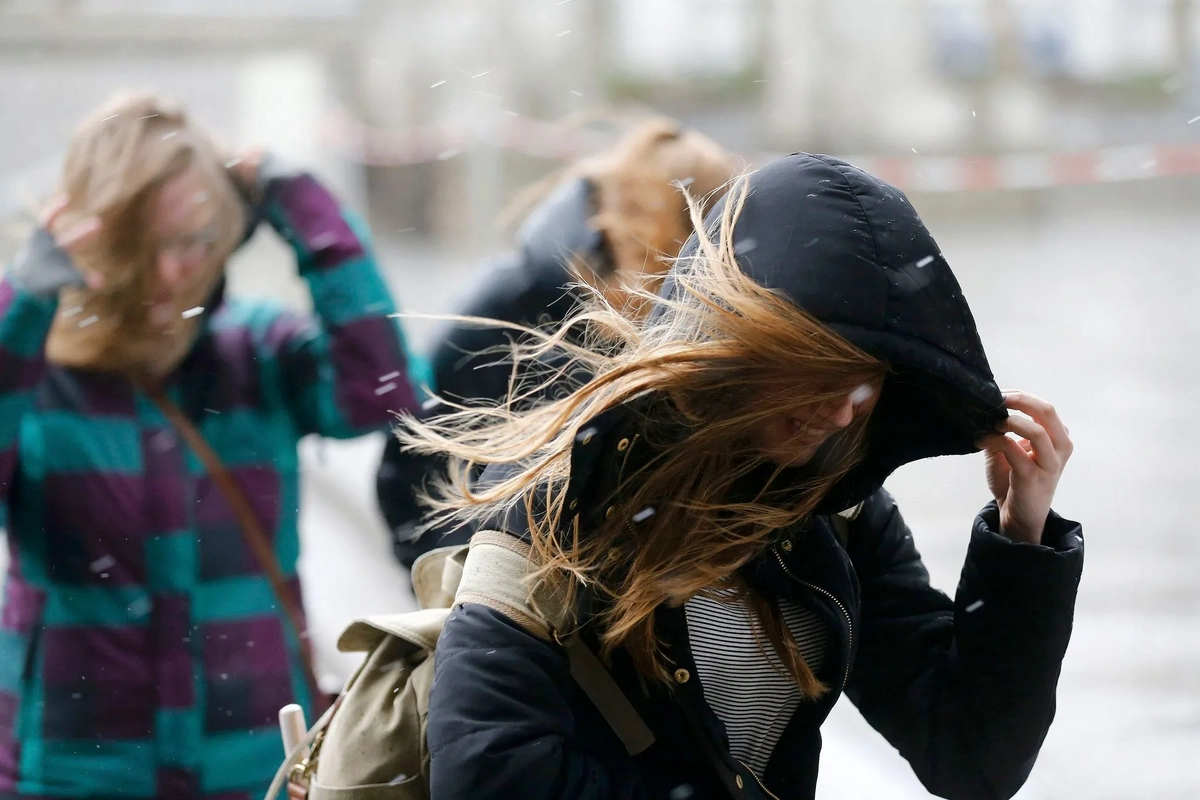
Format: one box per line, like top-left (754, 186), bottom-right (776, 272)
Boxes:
top-left (1, 2), bottom-right (1197, 798)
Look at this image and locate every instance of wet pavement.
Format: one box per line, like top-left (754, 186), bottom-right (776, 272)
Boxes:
top-left (293, 177), bottom-right (1200, 799)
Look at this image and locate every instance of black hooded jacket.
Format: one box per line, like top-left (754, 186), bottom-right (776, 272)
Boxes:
top-left (426, 154), bottom-right (1084, 800)
top-left (377, 178), bottom-right (609, 565)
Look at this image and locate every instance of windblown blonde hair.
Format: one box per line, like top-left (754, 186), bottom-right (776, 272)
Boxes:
top-left (402, 178), bottom-right (887, 694)
top-left (46, 92), bottom-right (246, 378)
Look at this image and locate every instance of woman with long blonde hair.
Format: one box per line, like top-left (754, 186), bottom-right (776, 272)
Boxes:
top-left (377, 117), bottom-right (739, 567)
top-left (411, 154), bottom-right (1082, 799)
top-left (0, 93), bottom-right (417, 798)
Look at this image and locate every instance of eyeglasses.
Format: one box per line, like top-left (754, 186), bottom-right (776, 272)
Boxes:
top-left (157, 224), bottom-right (221, 261)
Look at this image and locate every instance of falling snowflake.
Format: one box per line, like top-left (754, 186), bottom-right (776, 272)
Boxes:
top-left (379, 372), bottom-right (401, 382)
top-left (375, 382), bottom-right (398, 396)
top-left (965, 600), bottom-right (984, 613)
top-left (79, 315), bottom-right (99, 328)
top-left (632, 506), bottom-right (656, 524)
top-left (89, 555), bottom-right (116, 573)
top-left (849, 384), bottom-right (875, 406)
top-left (182, 307), bottom-right (205, 319)
top-left (669, 784), bottom-right (696, 800)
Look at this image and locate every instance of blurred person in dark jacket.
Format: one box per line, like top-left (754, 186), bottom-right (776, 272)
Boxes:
top-left (402, 154), bottom-right (1082, 800)
top-left (377, 118), bottom-right (739, 567)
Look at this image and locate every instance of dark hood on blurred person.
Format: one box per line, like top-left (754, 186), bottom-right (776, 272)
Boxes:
top-left (516, 176), bottom-right (613, 287)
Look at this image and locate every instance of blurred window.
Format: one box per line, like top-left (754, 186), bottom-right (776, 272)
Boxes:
top-left (612, 0), bottom-right (757, 80)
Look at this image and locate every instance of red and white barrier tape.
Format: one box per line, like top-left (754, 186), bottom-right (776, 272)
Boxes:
top-left (322, 109), bottom-right (1200, 193)
top-left (841, 144), bottom-right (1200, 193)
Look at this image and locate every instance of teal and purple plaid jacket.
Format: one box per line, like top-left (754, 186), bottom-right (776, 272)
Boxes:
top-left (0, 173), bottom-right (416, 798)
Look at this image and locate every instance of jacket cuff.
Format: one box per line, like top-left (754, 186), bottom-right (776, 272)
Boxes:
top-left (963, 502), bottom-right (1083, 617)
top-left (10, 227), bottom-right (83, 298)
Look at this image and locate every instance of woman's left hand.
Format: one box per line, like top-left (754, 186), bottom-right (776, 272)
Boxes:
top-left (977, 391), bottom-right (1074, 545)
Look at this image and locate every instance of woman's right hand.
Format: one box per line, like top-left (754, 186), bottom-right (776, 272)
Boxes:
top-left (11, 196), bottom-right (106, 296)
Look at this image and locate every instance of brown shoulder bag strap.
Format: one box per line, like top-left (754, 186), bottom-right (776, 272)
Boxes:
top-left (144, 385), bottom-right (324, 711)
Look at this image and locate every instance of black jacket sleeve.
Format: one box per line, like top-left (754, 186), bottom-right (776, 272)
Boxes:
top-left (428, 603), bottom-right (648, 800)
top-left (376, 251), bottom-right (579, 563)
top-left (844, 489), bottom-right (1083, 800)
top-left (431, 252), bottom-right (577, 409)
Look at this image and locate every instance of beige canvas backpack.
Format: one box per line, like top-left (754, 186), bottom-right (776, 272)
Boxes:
top-left (264, 531), bottom-right (655, 800)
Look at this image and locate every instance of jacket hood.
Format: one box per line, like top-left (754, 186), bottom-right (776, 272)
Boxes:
top-left (661, 153), bottom-right (1006, 512)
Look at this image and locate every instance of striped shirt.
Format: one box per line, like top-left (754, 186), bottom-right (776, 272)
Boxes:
top-left (685, 588), bottom-right (830, 777)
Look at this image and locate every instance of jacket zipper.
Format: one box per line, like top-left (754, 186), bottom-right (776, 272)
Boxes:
top-left (772, 547), bottom-right (854, 692)
top-left (617, 434), bottom-right (639, 486)
top-left (736, 759), bottom-right (782, 800)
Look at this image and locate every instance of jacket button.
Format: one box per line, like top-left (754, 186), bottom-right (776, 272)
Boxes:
top-left (735, 775), bottom-right (744, 789)
top-left (568, 499), bottom-right (579, 512)
top-left (673, 668), bottom-right (690, 684)
top-left (616, 437), bottom-right (630, 451)
top-left (605, 506), bottom-right (616, 519)
top-left (780, 539), bottom-right (793, 552)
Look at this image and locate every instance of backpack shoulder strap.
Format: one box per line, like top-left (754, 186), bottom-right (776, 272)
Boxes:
top-left (455, 530), bottom-right (571, 640)
top-left (456, 530), bottom-right (656, 757)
